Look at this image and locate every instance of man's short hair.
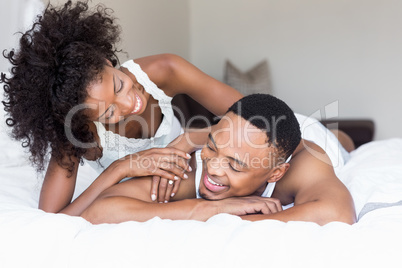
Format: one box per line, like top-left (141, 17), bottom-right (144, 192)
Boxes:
top-left (227, 94), bottom-right (301, 162)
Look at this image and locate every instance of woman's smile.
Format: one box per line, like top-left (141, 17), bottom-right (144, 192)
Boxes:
top-left (130, 92), bottom-right (143, 115)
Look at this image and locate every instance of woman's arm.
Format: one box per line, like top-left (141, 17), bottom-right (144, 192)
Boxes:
top-left (58, 161), bottom-right (129, 216)
top-left (39, 155), bottom-right (126, 216)
top-left (39, 146), bottom-right (192, 216)
top-left (39, 155), bottom-right (79, 213)
top-left (134, 53), bottom-right (243, 116)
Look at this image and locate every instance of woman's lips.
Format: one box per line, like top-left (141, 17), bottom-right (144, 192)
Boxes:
top-left (130, 93), bottom-right (142, 114)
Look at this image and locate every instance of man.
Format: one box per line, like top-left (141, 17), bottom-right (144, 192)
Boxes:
top-left (81, 94), bottom-right (356, 225)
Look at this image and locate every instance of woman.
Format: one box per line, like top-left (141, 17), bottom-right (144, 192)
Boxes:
top-left (1, 1), bottom-right (242, 215)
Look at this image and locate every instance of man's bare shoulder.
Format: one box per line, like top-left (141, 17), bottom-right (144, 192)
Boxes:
top-left (273, 139), bottom-right (356, 224)
top-left (274, 139), bottom-right (347, 205)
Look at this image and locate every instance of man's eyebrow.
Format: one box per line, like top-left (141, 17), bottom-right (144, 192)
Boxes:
top-left (96, 74), bottom-right (115, 120)
top-left (208, 133), bottom-right (217, 148)
top-left (208, 133), bottom-right (248, 169)
top-left (228, 156), bottom-right (248, 169)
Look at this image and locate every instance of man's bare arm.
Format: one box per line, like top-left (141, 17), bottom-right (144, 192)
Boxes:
top-left (242, 143), bottom-right (356, 225)
top-left (240, 194), bottom-right (356, 225)
top-left (80, 177), bottom-right (283, 224)
top-left (81, 195), bottom-right (222, 223)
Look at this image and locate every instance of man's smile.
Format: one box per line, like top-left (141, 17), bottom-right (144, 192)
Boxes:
top-left (202, 172), bottom-right (228, 193)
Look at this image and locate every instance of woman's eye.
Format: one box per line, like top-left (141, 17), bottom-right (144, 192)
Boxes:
top-left (116, 79), bottom-right (124, 93)
top-left (106, 108), bottom-right (115, 120)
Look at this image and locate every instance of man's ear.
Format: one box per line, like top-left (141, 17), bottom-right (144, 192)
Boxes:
top-left (267, 163), bottom-right (290, 183)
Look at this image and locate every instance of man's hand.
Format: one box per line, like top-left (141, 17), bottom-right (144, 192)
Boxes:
top-left (82, 194), bottom-right (284, 224)
top-left (217, 196), bottom-right (283, 216)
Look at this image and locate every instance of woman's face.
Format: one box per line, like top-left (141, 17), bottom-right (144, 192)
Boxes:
top-left (85, 64), bottom-right (147, 124)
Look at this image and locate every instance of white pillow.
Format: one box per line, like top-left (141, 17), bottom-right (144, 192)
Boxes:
top-left (338, 138), bottom-right (402, 220)
top-left (224, 59), bottom-right (272, 96)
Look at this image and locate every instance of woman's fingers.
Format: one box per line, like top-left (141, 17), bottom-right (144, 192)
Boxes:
top-left (159, 162), bottom-right (189, 180)
top-left (153, 153), bottom-right (191, 173)
top-left (163, 179), bottom-right (176, 202)
top-left (150, 176), bottom-right (180, 203)
top-left (163, 178), bottom-right (181, 202)
top-left (150, 176), bottom-right (160, 201)
top-left (151, 147), bottom-right (191, 171)
top-left (158, 178), bottom-right (169, 203)
top-left (158, 147), bottom-right (191, 161)
top-left (134, 154), bottom-right (190, 179)
top-left (152, 168), bottom-right (182, 182)
top-left (170, 179), bottom-right (181, 199)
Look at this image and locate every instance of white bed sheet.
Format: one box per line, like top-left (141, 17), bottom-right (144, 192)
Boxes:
top-left (1, 103), bottom-right (402, 267)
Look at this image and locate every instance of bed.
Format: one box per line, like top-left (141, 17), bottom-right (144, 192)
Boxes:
top-left (1, 93), bottom-right (402, 268)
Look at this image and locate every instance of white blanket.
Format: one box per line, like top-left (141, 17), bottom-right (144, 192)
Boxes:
top-left (1, 100), bottom-right (402, 267)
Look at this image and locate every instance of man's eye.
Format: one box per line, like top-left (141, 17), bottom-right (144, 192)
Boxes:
top-left (206, 143), bottom-right (215, 151)
top-left (229, 163), bottom-right (240, 172)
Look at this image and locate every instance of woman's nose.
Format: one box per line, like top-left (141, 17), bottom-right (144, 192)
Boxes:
top-left (116, 94), bottom-right (133, 115)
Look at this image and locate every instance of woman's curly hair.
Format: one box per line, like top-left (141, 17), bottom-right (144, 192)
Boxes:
top-left (1, 0), bottom-right (121, 174)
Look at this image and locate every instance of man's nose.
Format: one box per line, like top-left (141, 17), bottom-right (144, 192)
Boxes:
top-left (206, 158), bottom-right (227, 177)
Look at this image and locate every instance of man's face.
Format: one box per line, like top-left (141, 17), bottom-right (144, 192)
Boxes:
top-left (198, 112), bottom-right (279, 200)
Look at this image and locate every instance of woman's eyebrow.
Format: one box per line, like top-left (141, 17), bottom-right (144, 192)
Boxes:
top-left (97, 106), bottom-right (112, 120)
top-left (112, 73), bottom-right (117, 93)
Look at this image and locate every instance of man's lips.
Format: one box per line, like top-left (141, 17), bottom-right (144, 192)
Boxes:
top-left (203, 172), bottom-right (228, 192)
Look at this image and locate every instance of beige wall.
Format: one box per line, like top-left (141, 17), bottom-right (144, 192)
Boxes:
top-left (2, 0), bottom-right (401, 140)
top-left (190, 0), bottom-right (402, 140)
top-left (2, 0), bottom-right (190, 68)
top-left (0, 0), bottom-right (43, 72)
top-left (42, 0), bottom-right (190, 61)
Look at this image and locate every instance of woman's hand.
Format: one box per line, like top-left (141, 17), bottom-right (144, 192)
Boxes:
top-left (116, 147), bottom-right (191, 182)
top-left (150, 165), bottom-right (192, 203)
top-left (151, 176), bottom-right (177, 203)
top-left (150, 133), bottom-right (195, 203)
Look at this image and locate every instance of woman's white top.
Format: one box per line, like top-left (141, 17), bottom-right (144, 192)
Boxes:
top-left (86, 60), bottom-right (183, 175)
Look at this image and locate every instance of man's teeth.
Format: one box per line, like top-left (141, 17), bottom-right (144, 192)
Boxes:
top-left (208, 176), bottom-right (223, 186)
top-left (133, 95), bottom-right (141, 113)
